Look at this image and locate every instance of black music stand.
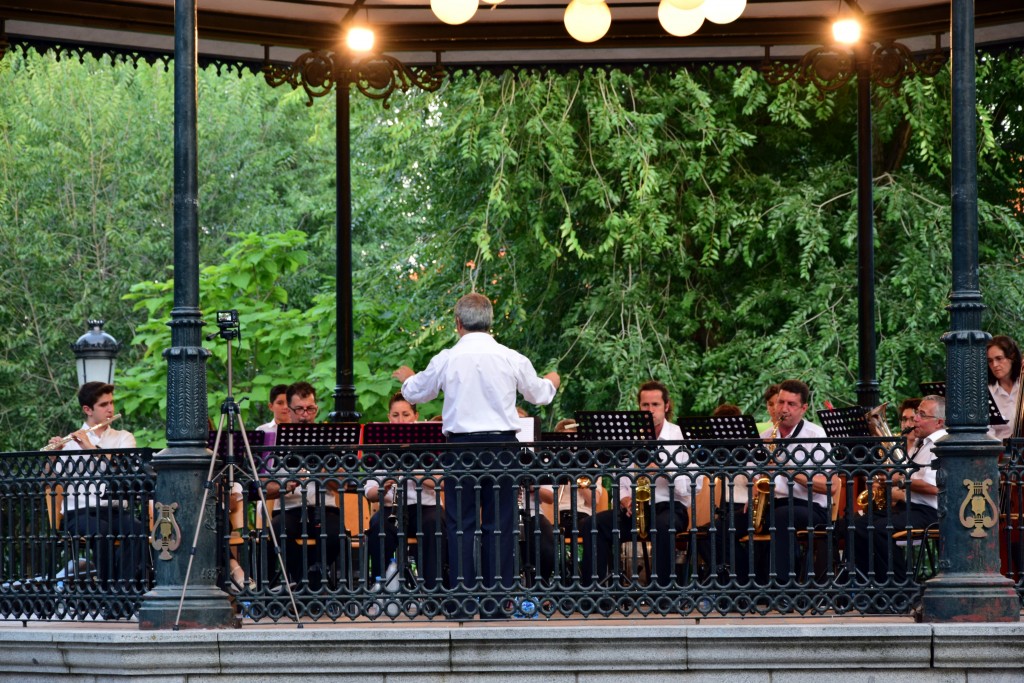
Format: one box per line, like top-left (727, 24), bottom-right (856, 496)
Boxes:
top-left (276, 423), bottom-right (362, 448)
top-left (920, 381), bottom-right (1008, 425)
top-left (362, 421), bottom-right (445, 447)
top-left (676, 415), bottom-right (761, 446)
top-left (574, 411), bottom-right (656, 441)
top-left (817, 406), bottom-right (873, 439)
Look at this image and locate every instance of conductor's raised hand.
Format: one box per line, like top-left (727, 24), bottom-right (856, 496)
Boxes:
top-left (393, 366), bottom-right (416, 383)
top-left (544, 371), bottom-right (561, 390)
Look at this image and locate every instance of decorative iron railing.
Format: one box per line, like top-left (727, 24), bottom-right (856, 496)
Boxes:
top-left (1, 437), bottom-right (1020, 622)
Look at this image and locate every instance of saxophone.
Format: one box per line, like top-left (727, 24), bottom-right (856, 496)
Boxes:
top-left (635, 476), bottom-right (652, 539)
top-left (750, 420), bottom-right (779, 533)
top-left (859, 402), bottom-right (896, 513)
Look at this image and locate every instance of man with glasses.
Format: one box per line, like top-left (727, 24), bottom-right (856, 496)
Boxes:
top-left (851, 395), bottom-right (942, 585)
top-left (267, 382), bottom-right (343, 589)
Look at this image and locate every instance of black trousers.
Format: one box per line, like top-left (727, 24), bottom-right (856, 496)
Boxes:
top-left (581, 501), bottom-right (689, 588)
top-left (852, 502), bottom-right (937, 582)
top-left (769, 498), bottom-right (827, 585)
top-left (365, 503), bottom-right (446, 589)
top-left (519, 512), bottom-right (554, 585)
top-left (64, 506), bottom-right (148, 586)
top-left (271, 506), bottom-right (344, 588)
top-left (443, 433), bottom-right (519, 593)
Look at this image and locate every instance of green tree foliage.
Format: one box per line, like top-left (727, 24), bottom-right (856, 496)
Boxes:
top-left (2, 48), bottom-right (1023, 451)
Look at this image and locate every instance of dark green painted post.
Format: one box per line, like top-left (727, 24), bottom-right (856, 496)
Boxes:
top-left (855, 43), bottom-right (880, 409)
top-left (329, 79), bottom-right (361, 422)
top-left (920, 0), bottom-right (1019, 623)
top-left (138, 0), bottom-right (236, 629)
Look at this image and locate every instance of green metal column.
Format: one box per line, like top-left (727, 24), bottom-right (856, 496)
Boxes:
top-left (138, 0), bottom-right (235, 629)
top-left (920, 0), bottom-right (1019, 623)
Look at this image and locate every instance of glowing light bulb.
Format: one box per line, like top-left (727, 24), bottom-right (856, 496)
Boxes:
top-left (658, 0), bottom-right (704, 37)
top-left (833, 18), bottom-right (862, 45)
top-left (704, 0), bottom-right (746, 25)
top-left (430, 0), bottom-right (479, 25)
top-left (563, 0), bottom-right (612, 43)
top-left (345, 25), bottom-right (375, 53)
top-left (666, 0), bottom-right (705, 9)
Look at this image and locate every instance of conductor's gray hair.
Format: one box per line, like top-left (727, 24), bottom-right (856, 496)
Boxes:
top-left (455, 293), bottom-right (493, 332)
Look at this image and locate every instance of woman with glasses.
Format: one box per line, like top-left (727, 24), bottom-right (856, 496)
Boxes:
top-left (986, 335), bottom-right (1022, 442)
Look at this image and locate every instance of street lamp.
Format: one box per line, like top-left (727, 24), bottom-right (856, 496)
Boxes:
top-left (71, 319), bottom-right (122, 386)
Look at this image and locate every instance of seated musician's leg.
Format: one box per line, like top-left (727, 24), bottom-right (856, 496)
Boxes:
top-left (365, 509), bottom-right (387, 585)
top-left (651, 503), bottom-right (688, 587)
top-left (580, 508), bottom-right (617, 587)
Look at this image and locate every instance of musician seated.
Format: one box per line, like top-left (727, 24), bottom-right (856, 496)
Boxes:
top-left (987, 335), bottom-right (1021, 442)
top-left (264, 382), bottom-right (345, 590)
top-left (519, 485), bottom-right (555, 585)
top-left (44, 381), bottom-right (148, 587)
top-left (759, 379), bottom-right (838, 586)
top-left (580, 381), bottom-right (699, 588)
top-left (363, 393), bottom-right (446, 590)
top-left (851, 395), bottom-right (942, 584)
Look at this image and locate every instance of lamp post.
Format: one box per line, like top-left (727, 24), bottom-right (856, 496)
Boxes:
top-left (70, 319), bottom-right (121, 386)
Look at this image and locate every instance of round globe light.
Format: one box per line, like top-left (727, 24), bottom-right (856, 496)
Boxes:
top-left (345, 25), bottom-right (375, 53)
top-left (430, 0), bottom-right (479, 25)
top-left (658, 0), bottom-right (705, 37)
top-left (563, 0), bottom-right (612, 43)
top-left (666, 0), bottom-right (705, 10)
top-left (704, 0), bottom-right (746, 25)
top-left (832, 18), bottom-right (862, 45)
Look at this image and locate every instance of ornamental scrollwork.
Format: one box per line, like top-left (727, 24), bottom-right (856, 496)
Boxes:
top-left (760, 40), bottom-right (949, 94)
top-left (263, 50), bottom-right (447, 108)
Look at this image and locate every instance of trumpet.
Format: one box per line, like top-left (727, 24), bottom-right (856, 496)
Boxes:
top-left (576, 475), bottom-right (592, 489)
top-left (635, 475), bottom-right (652, 539)
top-left (42, 414), bottom-right (121, 451)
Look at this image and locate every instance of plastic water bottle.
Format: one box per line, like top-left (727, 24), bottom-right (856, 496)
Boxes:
top-left (383, 558), bottom-right (400, 617)
top-left (513, 596), bottom-right (539, 619)
top-left (367, 576), bottom-right (383, 618)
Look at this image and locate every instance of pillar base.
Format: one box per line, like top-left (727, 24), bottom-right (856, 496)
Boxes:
top-left (919, 573), bottom-right (1020, 622)
top-left (138, 584), bottom-right (239, 630)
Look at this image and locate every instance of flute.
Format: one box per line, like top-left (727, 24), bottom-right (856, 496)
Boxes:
top-left (42, 413), bottom-right (121, 451)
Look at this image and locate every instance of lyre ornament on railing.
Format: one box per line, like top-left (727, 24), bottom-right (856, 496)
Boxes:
top-left (958, 478), bottom-right (998, 539)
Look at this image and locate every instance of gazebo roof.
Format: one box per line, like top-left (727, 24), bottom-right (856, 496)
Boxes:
top-left (2, 1), bottom-right (1023, 70)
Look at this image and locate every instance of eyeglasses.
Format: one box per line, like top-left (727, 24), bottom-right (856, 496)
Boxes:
top-left (913, 410), bottom-right (939, 420)
top-left (289, 405), bottom-right (318, 415)
top-left (988, 355), bottom-right (1009, 365)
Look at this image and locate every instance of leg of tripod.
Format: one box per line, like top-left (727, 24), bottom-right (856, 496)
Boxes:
top-left (172, 408), bottom-right (303, 629)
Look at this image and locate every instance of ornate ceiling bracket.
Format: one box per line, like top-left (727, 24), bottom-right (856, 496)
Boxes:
top-left (263, 48), bottom-right (447, 108)
top-left (760, 38), bottom-right (948, 94)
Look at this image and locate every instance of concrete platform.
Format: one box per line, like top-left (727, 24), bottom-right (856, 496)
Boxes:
top-left (1, 618), bottom-right (1023, 682)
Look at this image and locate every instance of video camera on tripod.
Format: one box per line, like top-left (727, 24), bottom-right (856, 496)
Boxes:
top-left (206, 309), bottom-right (240, 342)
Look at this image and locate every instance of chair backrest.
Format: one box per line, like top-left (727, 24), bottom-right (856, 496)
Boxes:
top-left (44, 484), bottom-right (65, 531)
top-left (693, 475), bottom-right (720, 529)
top-left (342, 491), bottom-right (370, 537)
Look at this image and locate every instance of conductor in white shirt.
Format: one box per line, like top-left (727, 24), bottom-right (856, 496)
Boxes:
top-left (394, 293), bottom-right (560, 618)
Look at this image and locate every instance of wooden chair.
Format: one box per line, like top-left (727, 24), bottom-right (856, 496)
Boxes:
top-left (892, 523), bottom-right (940, 581)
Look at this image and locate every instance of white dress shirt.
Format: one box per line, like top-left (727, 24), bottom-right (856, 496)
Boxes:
top-left (401, 332), bottom-right (556, 435)
top-left (759, 419), bottom-right (834, 509)
top-left (908, 428), bottom-right (944, 510)
top-left (988, 380), bottom-right (1019, 442)
top-left (54, 424), bottom-right (136, 511)
top-left (616, 421), bottom-right (700, 508)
